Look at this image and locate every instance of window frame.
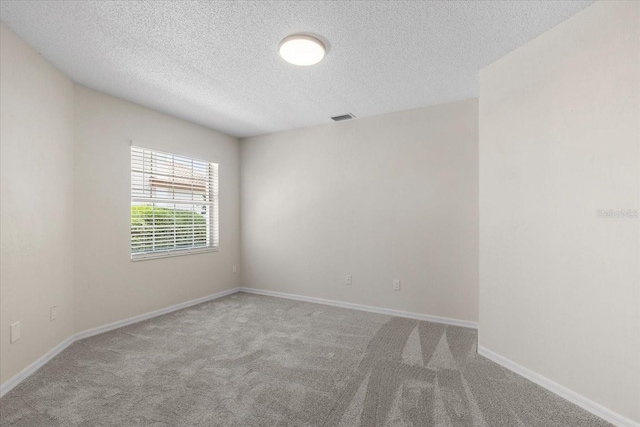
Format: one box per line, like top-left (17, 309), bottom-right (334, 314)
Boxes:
top-left (130, 145), bottom-right (219, 261)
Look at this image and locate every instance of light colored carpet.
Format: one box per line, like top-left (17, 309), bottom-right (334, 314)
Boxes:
top-left (0, 292), bottom-right (611, 426)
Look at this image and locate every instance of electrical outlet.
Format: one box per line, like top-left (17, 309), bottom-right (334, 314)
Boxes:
top-left (50, 305), bottom-right (57, 321)
top-left (232, 264), bottom-right (238, 274)
top-left (393, 279), bottom-right (401, 291)
top-left (10, 321), bottom-right (20, 343)
top-left (346, 275), bottom-right (352, 285)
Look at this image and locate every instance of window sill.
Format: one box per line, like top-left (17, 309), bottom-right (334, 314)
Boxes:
top-left (131, 246), bottom-right (219, 262)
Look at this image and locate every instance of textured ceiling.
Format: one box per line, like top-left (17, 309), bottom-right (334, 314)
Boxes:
top-left (0, 1), bottom-right (594, 138)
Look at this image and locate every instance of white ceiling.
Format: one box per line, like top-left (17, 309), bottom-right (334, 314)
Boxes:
top-left (0, 1), bottom-right (594, 138)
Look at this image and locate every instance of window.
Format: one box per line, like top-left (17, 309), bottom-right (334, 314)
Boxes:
top-left (131, 146), bottom-right (218, 260)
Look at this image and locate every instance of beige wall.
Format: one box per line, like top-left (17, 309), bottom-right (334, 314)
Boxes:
top-left (479, 1), bottom-right (639, 423)
top-left (0, 23), bottom-right (76, 384)
top-left (1, 23), bottom-right (241, 385)
top-left (74, 86), bottom-right (241, 333)
top-left (241, 99), bottom-right (479, 323)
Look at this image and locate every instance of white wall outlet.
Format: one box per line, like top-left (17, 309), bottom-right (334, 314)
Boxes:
top-left (50, 305), bottom-right (57, 321)
top-left (346, 275), bottom-right (352, 285)
top-left (393, 279), bottom-right (401, 291)
top-left (10, 321), bottom-right (20, 343)
top-left (232, 264), bottom-right (238, 274)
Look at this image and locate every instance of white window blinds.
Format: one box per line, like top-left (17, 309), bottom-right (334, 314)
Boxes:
top-left (131, 146), bottom-right (219, 260)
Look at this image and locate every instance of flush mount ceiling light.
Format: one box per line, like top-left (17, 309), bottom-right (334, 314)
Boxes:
top-left (279, 34), bottom-right (326, 66)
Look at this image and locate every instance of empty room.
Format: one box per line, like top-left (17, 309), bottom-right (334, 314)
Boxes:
top-left (0, 1), bottom-right (638, 426)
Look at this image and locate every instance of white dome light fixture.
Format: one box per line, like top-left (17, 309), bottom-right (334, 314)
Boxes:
top-left (279, 34), bottom-right (326, 66)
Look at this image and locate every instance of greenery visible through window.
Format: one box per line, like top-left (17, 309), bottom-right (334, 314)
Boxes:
top-left (131, 146), bottom-right (218, 259)
top-left (131, 205), bottom-right (208, 252)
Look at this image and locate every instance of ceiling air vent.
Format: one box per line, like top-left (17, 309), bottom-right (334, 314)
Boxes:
top-left (331, 113), bottom-right (355, 122)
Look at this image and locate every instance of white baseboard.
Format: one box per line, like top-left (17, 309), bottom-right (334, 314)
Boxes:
top-left (74, 287), bottom-right (240, 341)
top-left (239, 287), bottom-right (478, 329)
top-left (0, 335), bottom-right (75, 398)
top-left (0, 287), bottom-right (241, 398)
top-left (478, 346), bottom-right (639, 427)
